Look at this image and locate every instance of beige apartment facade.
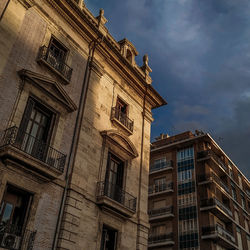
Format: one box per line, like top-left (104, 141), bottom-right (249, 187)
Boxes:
top-left (0, 1), bottom-right (166, 249)
top-left (149, 131), bottom-right (250, 250)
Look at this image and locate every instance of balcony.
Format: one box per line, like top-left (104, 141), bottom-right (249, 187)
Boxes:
top-left (96, 181), bottom-right (136, 218)
top-left (200, 197), bottom-right (232, 222)
top-left (148, 233), bottom-right (174, 248)
top-left (0, 224), bottom-right (36, 250)
top-left (148, 206), bottom-right (174, 221)
top-left (110, 107), bottom-right (134, 134)
top-left (202, 225), bottom-right (238, 249)
top-left (37, 46), bottom-right (73, 83)
top-left (148, 182), bottom-right (174, 197)
top-left (149, 160), bottom-right (173, 174)
top-left (197, 150), bottom-right (228, 173)
top-left (0, 126), bottom-right (66, 179)
top-left (198, 172), bottom-right (230, 194)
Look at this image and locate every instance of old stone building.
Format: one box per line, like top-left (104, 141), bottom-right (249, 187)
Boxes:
top-left (149, 131), bottom-right (250, 250)
top-left (0, 0), bottom-right (166, 249)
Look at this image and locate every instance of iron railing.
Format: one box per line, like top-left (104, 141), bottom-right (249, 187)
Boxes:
top-left (111, 107), bottom-right (133, 132)
top-left (198, 172), bottom-right (230, 193)
top-left (150, 160), bottom-right (173, 173)
top-left (0, 126), bottom-right (66, 172)
top-left (0, 224), bottom-right (36, 250)
top-left (37, 46), bottom-right (73, 81)
top-left (148, 182), bottom-right (173, 195)
top-left (148, 233), bottom-right (173, 244)
top-left (148, 206), bottom-right (173, 217)
top-left (197, 150), bottom-right (228, 172)
top-left (202, 224), bottom-right (235, 243)
top-left (200, 197), bottom-right (232, 217)
top-left (97, 181), bottom-right (137, 212)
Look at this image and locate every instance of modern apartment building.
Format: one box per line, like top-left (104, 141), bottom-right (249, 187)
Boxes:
top-left (0, 1), bottom-right (166, 249)
top-left (148, 131), bottom-right (250, 250)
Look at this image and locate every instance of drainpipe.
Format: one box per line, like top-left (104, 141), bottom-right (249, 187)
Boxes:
top-left (52, 35), bottom-right (103, 250)
top-left (0, 0), bottom-right (10, 22)
top-left (137, 84), bottom-right (148, 248)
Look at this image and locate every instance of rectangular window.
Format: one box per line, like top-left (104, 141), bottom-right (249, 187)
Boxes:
top-left (231, 182), bottom-right (237, 201)
top-left (18, 97), bottom-right (54, 160)
top-left (48, 37), bottom-right (68, 66)
top-left (100, 225), bottom-right (117, 250)
top-left (116, 97), bottom-right (128, 115)
top-left (0, 185), bottom-right (32, 236)
top-left (104, 153), bottom-right (124, 203)
top-left (241, 192), bottom-right (246, 210)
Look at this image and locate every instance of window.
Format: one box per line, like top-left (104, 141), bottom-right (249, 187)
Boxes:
top-left (177, 147), bottom-right (194, 161)
top-left (100, 225), bottom-right (117, 250)
top-left (104, 153), bottom-right (124, 203)
top-left (240, 192), bottom-right (246, 210)
top-left (238, 174), bottom-right (242, 188)
top-left (231, 182), bottom-right (237, 201)
top-left (18, 98), bottom-right (54, 160)
top-left (234, 210), bottom-right (239, 224)
top-left (47, 37), bottom-right (68, 68)
top-left (0, 185), bottom-right (32, 236)
top-left (178, 169), bottom-right (193, 182)
top-left (116, 97), bottom-right (127, 115)
top-left (154, 177), bottom-right (167, 192)
top-left (236, 227), bottom-right (243, 250)
top-left (151, 158), bottom-right (167, 171)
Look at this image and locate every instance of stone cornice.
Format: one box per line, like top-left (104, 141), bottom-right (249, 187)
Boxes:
top-left (47, 0), bottom-right (167, 109)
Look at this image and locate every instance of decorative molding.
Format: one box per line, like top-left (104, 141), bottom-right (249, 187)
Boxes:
top-left (18, 69), bottom-right (77, 112)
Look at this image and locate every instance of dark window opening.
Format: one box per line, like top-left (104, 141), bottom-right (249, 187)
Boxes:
top-left (126, 49), bottom-right (132, 63)
top-left (48, 37), bottom-right (68, 64)
top-left (100, 225), bottom-right (117, 250)
top-left (17, 97), bottom-right (55, 161)
top-left (104, 153), bottom-right (124, 203)
top-left (116, 98), bottom-right (127, 115)
top-left (0, 185), bottom-right (32, 235)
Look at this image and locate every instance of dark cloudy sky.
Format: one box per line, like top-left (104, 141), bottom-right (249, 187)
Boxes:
top-left (85, 0), bottom-right (250, 179)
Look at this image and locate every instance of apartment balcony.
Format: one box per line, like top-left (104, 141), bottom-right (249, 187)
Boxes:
top-left (96, 181), bottom-right (136, 218)
top-left (148, 233), bottom-right (174, 248)
top-left (37, 45), bottom-right (73, 83)
top-left (110, 107), bottom-right (134, 134)
top-left (202, 225), bottom-right (238, 249)
top-left (198, 173), bottom-right (230, 194)
top-left (200, 197), bottom-right (232, 222)
top-left (197, 150), bottom-right (228, 173)
top-left (0, 224), bottom-right (36, 250)
top-left (148, 182), bottom-right (174, 197)
top-left (149, 160), bottom-right (173, 174)
top-left (148, 206), bottom-right (174, 221)
top-left (0, 126), bottom-right (66, 180)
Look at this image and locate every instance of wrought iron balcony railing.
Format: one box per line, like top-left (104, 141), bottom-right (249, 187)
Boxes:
top-left (198, 172), bottom-right (230, 193)
top-left (148, 182), bottom-right (173, 195)
top-left (202, 224), bottom-right (235, 243)
top-left (111, 107), bottom-right (134, 133)
top-left (148, 206), bottom-right (173, 217)
top-left (0, 126), bottom-right (66, 172)
top-left (97, 181), bottom-right (137, 212)
top-left (148, 233), bottom-right (173, 245)
top-left (200, 197), bottom-right (232, 217)
top-left (150, 160), bottom-right (173, 173)
top-left (37, 46), bottom-right (73, 81)
top-left (197, 150), bottom-right (228, 172)
top-left (0, 224), bottom-right (36, 250)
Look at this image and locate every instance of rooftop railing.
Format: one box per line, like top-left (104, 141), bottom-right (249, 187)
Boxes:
top-left (97, 181), bottom-right (137, 212)
top-left (0, 126), bottom-right (66, 172)
top-left (37, 45), bottom-right (73, 81)
top-left (148, 182), bottom-right (173, 195)
top-left (200, 197), bottom-right (232, 217)
top-left (150, 160), bottom-right (173, 173)
top-left (111, 107), bottom-right (134, 133)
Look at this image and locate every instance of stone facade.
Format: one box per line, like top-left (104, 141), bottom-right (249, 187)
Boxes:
top-left (0, 1), bottom-right (166, 250)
